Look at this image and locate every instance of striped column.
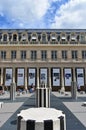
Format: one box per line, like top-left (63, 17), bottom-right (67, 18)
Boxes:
top-left (17, 108), bottom-right (66, 130)
top-left (36, 88), bottom-right (50, 107)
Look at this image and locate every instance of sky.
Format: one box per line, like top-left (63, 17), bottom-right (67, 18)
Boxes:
top-left (0, 0), bottom-right (86, 29)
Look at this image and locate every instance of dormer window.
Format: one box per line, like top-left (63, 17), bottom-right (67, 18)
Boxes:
top-left (61, 36), bottom-right (66, 41)
top-left (32, 36), bottom-right (36, 41)
top-left (3, 34), bottom-right (7, 41)
top-left (51, 34), bottom-right (56, 41)
top-left (42, 34), bottom-right (46, 42)
top-left (21, 34), bottom-right (27, 41)
top-left (71, 34), bottom-right (76, 41)
top-left (13, 34), bottom-right (17, 41)
top-left (32, 34), bottom-right (37, 41)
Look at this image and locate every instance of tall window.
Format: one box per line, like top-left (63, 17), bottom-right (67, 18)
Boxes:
top-left (51, 51), bottom-right (57, 60)
top-left (13, 34), bottom-right (17, 41)
top-left (1, 51), bottom-right (6, 59)
top-left (11, 51), bottom-right (16, 59)
top-left (3, 34), bottom-right (7, 41)
top-left (62, 50), bottom-right (67, 60)
top-left (80, 34), bottom-right (85, 41)
top-left (21, 51), bottom-right (26, 60)
top-left (31, 51), bottom-right (37, 60)
top-left (41, 50), bottom-right (47, 60)
top-left (82, 50), bottom-right (86, 59)
top-left (71, 50), bottom-right (78, 59)
top-left (42, 34), bottom-right (46, 42)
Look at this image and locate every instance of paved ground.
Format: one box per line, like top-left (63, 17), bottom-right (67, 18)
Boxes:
top-left (0, 91), bottom-right (86, 130)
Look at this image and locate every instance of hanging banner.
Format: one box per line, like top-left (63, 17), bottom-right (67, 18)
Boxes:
top-left (52, 68), bottom-right (60, 86)
top-left (17, 68), bottom-right (24, 86)
top-left (64, 68), bottom-right (72, 86)
top-left (5, 68), bottom-right (12, 86)
top-left (40, 68), bottom-right (47, 85)
top-left (28, 68), bottom-right (36, 86)
top-left (76, 68), bottom-right (84, 86)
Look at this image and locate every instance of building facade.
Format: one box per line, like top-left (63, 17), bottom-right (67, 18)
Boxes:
top-left (0, 29), bottom-right (86, 91)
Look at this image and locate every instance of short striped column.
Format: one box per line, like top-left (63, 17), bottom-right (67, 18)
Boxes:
top-left (36, 88), bottom-right (51, 107)
top-left (17, 108), bottom-right (66, 130)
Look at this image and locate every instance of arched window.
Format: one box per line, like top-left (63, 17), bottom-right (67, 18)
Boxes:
top-left (51, 34), bottom-right (56, 41)
top-left (32, 34), bottom-right (37, 41)
top-left (61, 34), bottom-right (66, 41)
top-left (42, 34), bottom-right (46, 42)
top-left (13, 34), bottom-right (17, 41)
top-left (3, 34), bottom-right (7, 41)
top-left (21, 34), bottom-right (27, 41)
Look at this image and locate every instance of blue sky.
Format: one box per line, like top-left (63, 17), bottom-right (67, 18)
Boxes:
top-left (0, 0), bottom-right (86, 29)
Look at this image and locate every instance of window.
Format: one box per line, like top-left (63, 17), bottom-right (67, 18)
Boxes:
top-left (61, 35), bottom-right (66, 41)
top-left (13, 34), bottom-right (17, 41)
top-left (31, 51), bottom-right (37, 60)
top-left (71, 50), bottom-right (78, 59)
top-left (82, 51), bottom-right (86, 59)
top-left (51, 51), bottom-right (57, 60)
top-left (42, 34), bottom-right (46, 42)
top-left (62, 50), bottom-right (67, 60)
top-left (21, 34), bottom-right (27, 41)
top-left (32, 34), bottom-right (37, 42)
top-left (51, 34), bottom-right (56, 42)
top-left (1, 51), bottom-right (6, 59)
top-left (3, 34), bottom-right (7, 41)
top-left (41, 50), bottom-right (47, 60)
top-left (11, 51), bottom-right (16, 59)
top-left (80, 35), bottom-right (85, 41)
top-left (21, 51), bottom-right (26, 60)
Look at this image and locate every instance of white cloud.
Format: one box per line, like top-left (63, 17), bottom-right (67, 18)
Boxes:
top-left (51, 0), bottom-right (86, 28)
top-left (0, 0), bottom-right (51, 24)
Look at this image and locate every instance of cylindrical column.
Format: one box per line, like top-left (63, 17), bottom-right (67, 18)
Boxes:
top-left (84, 68), bottom-right (86, 93)
top-left (13, 67), bottom-right (15, 84)
top-left (10, 82), bottom-right (16, 101)
top-left (1, 68), bottom-right (3, 85)
top-left (37, 68), bottom-right (39, 88)
top-left (48, 68), bottom-right (51, 89)
top-left (61, 68), bottom-right (65, 92)
top-left (36, 88), bottom-right (50, 108)
top-left (71, 81), bottom-right (77, 100)
top-left (73, 68), bottom-right (76, 82)
top-left (25, 67), bottom-right (27, 90)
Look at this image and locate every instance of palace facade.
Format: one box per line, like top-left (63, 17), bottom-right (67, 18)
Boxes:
top-left (0, 29), bottom-right (86, 91)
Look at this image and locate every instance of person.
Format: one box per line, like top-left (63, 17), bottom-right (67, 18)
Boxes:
top-left (29, 83), bottom-right (35, 93)
top-left (0, 84), bottom-right (5, 95)
top-left (77, 84), bottom-right (81, 92)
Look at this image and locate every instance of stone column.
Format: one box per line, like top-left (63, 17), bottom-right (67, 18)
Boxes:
top-left (13, 67), bottom-right (15, 83)
top-left (61, 68), bottom-right (65, 92)
top-left (48, 68), bottom-right (51, 89)
top-left (85, 68), bottom-right (86, 85)
top-left (25, 67), bottom-right (28, 90)
top-left (73, 68), bottom-right (76, 82)
top-left (71, 68), bottom-right (77, 99)
top-left (37, 67), bottom-right (39, 88)
top-left (1, 68), bottom-right (3, 85)
top-left (84, 68), bottom-right (86, 92)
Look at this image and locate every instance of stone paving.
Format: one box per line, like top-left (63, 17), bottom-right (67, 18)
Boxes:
top-left (0, 91), bottom-right (86, 130)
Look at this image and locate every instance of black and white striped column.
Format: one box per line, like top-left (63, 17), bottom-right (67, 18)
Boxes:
top-left (36, 88), bottom-right (50, 107)
top-left (17, 108), bottom-right (66, 130)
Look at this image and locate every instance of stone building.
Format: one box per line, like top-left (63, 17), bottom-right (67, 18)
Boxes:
top-left (0, 29), bottom-right (86, 91)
